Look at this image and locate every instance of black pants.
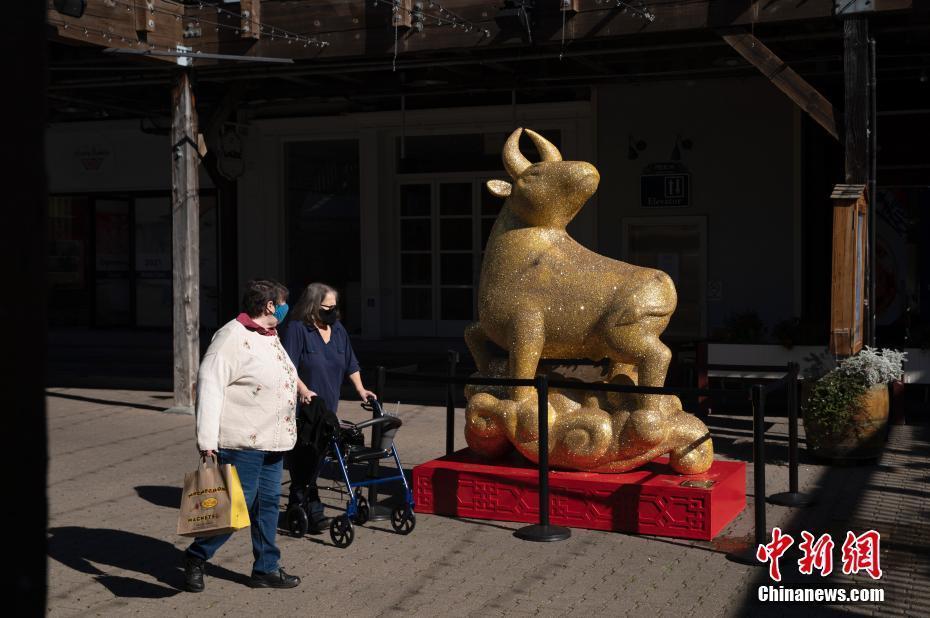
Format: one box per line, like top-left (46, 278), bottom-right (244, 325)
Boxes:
top-left (286, 446), bottom-right (327, 521)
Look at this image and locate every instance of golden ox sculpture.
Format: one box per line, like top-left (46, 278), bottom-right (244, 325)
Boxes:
top-left (463, 128), bottom-right (713, 474)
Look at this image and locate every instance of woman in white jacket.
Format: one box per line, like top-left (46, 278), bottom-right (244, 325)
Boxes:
top-left (183, 279), bottom-right (304, 593)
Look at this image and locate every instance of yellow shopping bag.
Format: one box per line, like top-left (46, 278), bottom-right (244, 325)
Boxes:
top-left (177, 456), bottom-right (251, 537)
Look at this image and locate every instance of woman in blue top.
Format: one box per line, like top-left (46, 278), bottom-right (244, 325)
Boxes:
top-left (281, 282), bottom-right (376, 532)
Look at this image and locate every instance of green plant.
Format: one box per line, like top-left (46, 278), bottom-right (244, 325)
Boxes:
top-left (804, 371), bottom-right (867, 436)
top-left (803, 347), bottom-right (906, 439)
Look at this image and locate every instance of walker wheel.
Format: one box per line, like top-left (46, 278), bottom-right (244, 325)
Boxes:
top-left (286, 505), bottom-right (308, 538)
top-left (353, 495), bottom-right (370, 525)
top-left (330, 515), bottom-right (354, 548)
top-left (390, 505), bottom-right (416, 535)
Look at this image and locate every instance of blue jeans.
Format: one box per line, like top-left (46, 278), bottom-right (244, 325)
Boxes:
top-left (186, 449), bottom-right (284, 575)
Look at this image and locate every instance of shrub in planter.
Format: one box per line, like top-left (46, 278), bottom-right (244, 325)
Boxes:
top-left (803, 347), bottom-right (906, 461)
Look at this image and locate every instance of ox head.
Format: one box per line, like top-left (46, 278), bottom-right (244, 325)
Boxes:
top-left (486, 128), bottom-right (600, 228)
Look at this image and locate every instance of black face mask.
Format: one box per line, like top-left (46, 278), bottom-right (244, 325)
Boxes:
top-left (318, 307), bottom-right (337, 325)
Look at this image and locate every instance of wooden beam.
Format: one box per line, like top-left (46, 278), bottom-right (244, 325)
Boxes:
top-left (393, 0), bottom-right (413, 29)
top-left (240, 0), bottom-right (260, 40)
top-left (170, 69), bottom-right (201, 413)
top-left (134, 0), bottom-right (155, 37)
top-left (184, 0), bottom-right (865, 59)
top-left (47, 0), bottom-right (183, 62)
top-left (720, 28), bottom-right (839, 140)
top-left (49, 0), bottom-right (914, 62)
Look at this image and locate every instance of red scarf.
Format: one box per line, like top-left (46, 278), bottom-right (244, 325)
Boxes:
top-left (236, 312), bottom-right (277, 336)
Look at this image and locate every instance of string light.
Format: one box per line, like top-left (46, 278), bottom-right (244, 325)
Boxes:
top-left (373, 0), bottom-right (490, 38)
top-left (92, 0), bottom-right (329, 49)
top-left (199, 0), bottom-right (329, 48)
top-left (47, 17), bottom-right (177, 53)
top-left (614, 1), bottom-right (656, 23)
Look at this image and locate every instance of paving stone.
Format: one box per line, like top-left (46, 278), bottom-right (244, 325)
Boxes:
top-left (45, 388), bottom-right (928, 615)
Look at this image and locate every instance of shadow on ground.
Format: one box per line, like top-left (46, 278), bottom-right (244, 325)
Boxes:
top-left (46, 390), bottom-right (167, 412)
top-left (47, 527), bottom-right (251, 599)
top-left (135, 485), bottom-right (181, 509)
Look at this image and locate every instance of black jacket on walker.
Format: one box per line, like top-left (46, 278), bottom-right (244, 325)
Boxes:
top-left (286, 398), bottom-right (339, 518)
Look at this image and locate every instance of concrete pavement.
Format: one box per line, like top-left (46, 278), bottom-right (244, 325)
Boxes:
top-left (45, 388), bottom-right (928, 616)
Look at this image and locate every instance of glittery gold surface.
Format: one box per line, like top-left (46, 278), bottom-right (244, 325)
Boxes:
top-left (463, 128), bottom-right (713, 475)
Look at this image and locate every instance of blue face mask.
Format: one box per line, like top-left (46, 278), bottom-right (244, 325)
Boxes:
top-left (274, 303), bottom-right (289, 323)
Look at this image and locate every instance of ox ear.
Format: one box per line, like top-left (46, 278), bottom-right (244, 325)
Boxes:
top-left (486, 179), bottom-right (512, 198)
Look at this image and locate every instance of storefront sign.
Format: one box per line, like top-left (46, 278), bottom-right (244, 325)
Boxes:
top-left (641, 162), bottom-right (690, 208)
top-left (74, 143), bottom-right (113, 173)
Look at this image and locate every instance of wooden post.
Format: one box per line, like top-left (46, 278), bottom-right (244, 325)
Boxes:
top-left (840, 16), bottom-right (872, 350)
top-left (844, 17), bottom-right (870, 184)
top-left (170, 68), bottom-right (200, 413)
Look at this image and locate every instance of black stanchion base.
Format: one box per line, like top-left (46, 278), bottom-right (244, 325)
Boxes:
top-left (726, 545), bottom-right (764, 566)
top-left (767, 492), bottom-right (815, 508)
top-left (514, 524), bottom-right (572, 542)
top-left (367, 504), bottom-right (392, 522)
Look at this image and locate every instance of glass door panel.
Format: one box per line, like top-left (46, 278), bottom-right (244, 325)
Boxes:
top-left (438, 182), bottom-right (474, 335)
top-left (399, 183), bottom-right (433, 333)
top-left (398, 179), bottom-right (485, 336)
top-left (48, 196), bottom-right (91, 327)
top-left (134, 197), bottom-right (172, 327)
top-left (94, 199), bottom-right (132, 326)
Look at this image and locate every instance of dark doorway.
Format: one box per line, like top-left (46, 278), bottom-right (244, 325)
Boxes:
top-left (285, 140), bottom-right (362, 331)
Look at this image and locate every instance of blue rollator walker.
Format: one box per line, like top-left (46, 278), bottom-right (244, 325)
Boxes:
top-left (288, 396), bottom-right (415, 548)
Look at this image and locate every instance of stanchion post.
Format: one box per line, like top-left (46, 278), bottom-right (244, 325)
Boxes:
top-left (768, 362), bottom-right (814, 507)
top-left (728, 384), bottom-right (767, 565)
top-left (446, 350), bottom-right (459, 456)
top-left (515, 374), bottom-right (571, 542)
top-left (367, 365), bottom-right (390, 521)
top-left (753, 384), bottom-right (766, 547)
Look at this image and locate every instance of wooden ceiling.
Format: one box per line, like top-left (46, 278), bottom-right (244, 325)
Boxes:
top-left (46, 1), bottom-right (927, 122)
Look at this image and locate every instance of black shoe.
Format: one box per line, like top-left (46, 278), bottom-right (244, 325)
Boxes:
top-left (308, 516), bottom-right (332, 534)
top-left (248, 568), bottom-right (301, 589)
top-left (184, 555), bottom-right (206, 593)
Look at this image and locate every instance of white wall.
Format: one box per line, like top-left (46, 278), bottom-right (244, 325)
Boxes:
top-left (595, 77), bottom-right (799, 333)
top-left (47, 119), bottom-right (213, 193)
top-left (240, 102), bottom-right (594, 339)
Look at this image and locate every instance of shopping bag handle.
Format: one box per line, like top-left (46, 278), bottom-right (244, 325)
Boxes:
top-left (200, 453), bottom-right (218, 468)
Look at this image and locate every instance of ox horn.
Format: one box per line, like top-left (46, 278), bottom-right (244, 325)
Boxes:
top-left (524, 129), bottom-right (562, 162)
top-left (503, 128), bottom-right (531, 179)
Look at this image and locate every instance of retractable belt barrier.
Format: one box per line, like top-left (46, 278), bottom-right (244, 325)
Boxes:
top-left (368, 357), bottom-right (810, 549)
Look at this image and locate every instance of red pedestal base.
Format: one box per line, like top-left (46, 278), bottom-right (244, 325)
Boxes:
top-left (412, 449), bottom-right (745, 540)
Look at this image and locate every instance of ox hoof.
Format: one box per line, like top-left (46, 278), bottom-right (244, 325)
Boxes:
top-left (667, 414), bottom-right (714, 475)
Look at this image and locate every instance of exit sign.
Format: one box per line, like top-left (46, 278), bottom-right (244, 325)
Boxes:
top-left (641, 162), bottom-right (691, 208)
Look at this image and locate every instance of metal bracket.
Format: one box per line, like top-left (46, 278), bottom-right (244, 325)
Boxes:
top-left (835, 0), bottom-right (875, 16)
top-left (183, 22), bottom-right (202, 38)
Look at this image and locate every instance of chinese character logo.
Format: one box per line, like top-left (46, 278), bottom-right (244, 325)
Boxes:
top-left (757, 527), bottom-right (795, 582)
top-left (798, 531), bottom-right (835, 576)
top-left (841, 530), bottom-right (883, 580)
